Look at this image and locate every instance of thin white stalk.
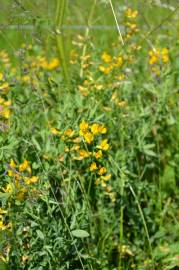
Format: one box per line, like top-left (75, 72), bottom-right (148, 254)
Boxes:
top-left (109, 0), bottom-right (124, 45)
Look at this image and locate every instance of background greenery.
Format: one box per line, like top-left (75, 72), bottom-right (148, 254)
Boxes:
top-left (0, 0), bottom-right (178, 269)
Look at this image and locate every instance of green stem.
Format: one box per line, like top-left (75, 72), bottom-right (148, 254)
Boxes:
top-left (55, 0), bottom-right (70, 84)
top-left (80, 0), bottom-right (96, 78)
top-left (129, 184), bottom-right (155, 270)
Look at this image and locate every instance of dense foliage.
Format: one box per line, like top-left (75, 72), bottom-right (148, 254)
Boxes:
top-left (0, 1), bottom-right (179, 269)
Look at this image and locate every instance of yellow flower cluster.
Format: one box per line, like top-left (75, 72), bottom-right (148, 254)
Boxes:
top-left (99, 52), bottom-right (124, 75)
top-left (101, 52), bottom-right (112, 63)
top-left (50, 127), bottom-right (61, 135)
top-left (125, 22), bottom-right (138, 34)
top-left (2, 159), bottom-right (39, 201)
top-left (79, 120), bottom-right (107, 144)
top-left (36, 56), bottom-right (60, 70)
top-left (0, 70), bottom-right (12, 125)
top-left (0, 82), bottom-right (9, 92)
top-left (124, 8), bottom-right (139, 40)
top-left (59, 120), bottom-right (115, 202)
top-left (125, 8), bottom-right (138, 19)
top-left (78, 75), bottom-right (103, 96)
top-left (0, 97), bottom-right (11, 119)
top-left (23, 54), bottom-right (60, 72)
top-left (149, 48), bottom-right (169, 65)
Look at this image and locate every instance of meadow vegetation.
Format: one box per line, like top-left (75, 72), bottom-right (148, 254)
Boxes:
top-left (0, 1), bottom-right (179, 269)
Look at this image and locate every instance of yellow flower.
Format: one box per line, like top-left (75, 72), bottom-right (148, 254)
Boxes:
top-left (64, 128), bottom-right (74, 137)
top-left (117, 74), bottom-right (125, 81)
top-left (21, 75), bottom-right (30, 83)
top-left (73, 137), bottom-right (81, 143)
top-left (95, 84), bottom-right (103, 90)
top-left (98, 125), bottom-right (107, 134)
top-left (94, 150), bottom-right (103, 159)
top-left (101, 52), bottom-right (112, 63)
top-left (24, 177), bottom-right (31, 185)
top-left (101, 180), bottom-right (107, 188)
top-left (0, 82), bottom-right (9, 91)
top-left (84, 132), bottom-right (94, 144)
top-left (46, 58), bottom-right (60, 70)
top-left (161, 48), bottom-right (169, 63)
top-left (1, 109), bottom-right (11, 119)
top-left (148, 49), bottom-right (160, 57)
top-left (125, 8), bottom-right (138, 18)
top-left (2, 183), bottom-right (14, 193)
top-left (8, 170), bottom-right (15, 177)
top-left (25, 176), bottom-right (38, 185)
top-left (99, 65), bottom-right (113, 75)
top-left (22, 255), bottom-right (29, 263)
top-left (15, 173), bottom-right (20, 180)
top-left (79, 120), bottom-right (89, 136)
top-left (149, 55), bottom-right (158, 65)
top-left (91, 123), bottom-right (107, 135)
top-left (90, 123), bottom-right (100, 135)
top-left (4, 100), bottom-right (12, 106)
top-left (73, 149), bottom-right (90, 160)
top-left (0, 221), bottom-right (7, 231)
top-left (90, 162), bottom-right (97, 171)
top-left (109, 192), bottom-right (116, 202)
top-left (0, 208), bottom-right (7, 215)
top-left (78, 85), bottom-right (88, 96)
top-left (38, 57), bottom-right (59, 70)
top-left (98, 167), bottom-right (107, 175)
top-left (29, 176), bottom-right (39, 184)
top-left (79, 149), bottom-right (90, 158)
top-left (10, 159), bottom-right (16, 168)
top-left (70, 145), bottom-right (80, 151)
top-left (149, 48), bottom-right (169, 65)
top-left (65, 147), bottom-right (70, 152)
top-left (0, 73), bottom-right (3, 80)
top-left (105, 185), bottom-right (112, 193)
top-left (118, 101), bottom-right (127, 108)
top-left (162, 55), bottom-right (169, 63)
top-left (114, 56), bottom-right (123, 68)
top-left (148, 49), bottom-right (160, 65)
top-left (97, 139), bottom-right (110, 151)
top-left (162, 48), bottom-right (169, 55)
top-left (60, 135), bottom-right (65, 141)
top-left (50, 127), bottom-right (60, 135)
top-left (19, 160), bottom-right (30, 172)
top-left (101, 174), bottom-right (111, 181)
top-left (126, 22), bottom-right (138, 32)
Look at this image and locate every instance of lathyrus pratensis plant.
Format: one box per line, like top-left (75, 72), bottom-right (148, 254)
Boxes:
top-left (0, 159), bottom-right (39, 263)
top-left (51, 120), bottom-right (116, 203)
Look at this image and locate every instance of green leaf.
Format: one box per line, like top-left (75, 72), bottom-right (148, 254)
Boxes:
top-left (161, 165), bottom-right (176, 192)
top-left (143, 149), bottom-right (157, 157)
top-left (32, 137), bottom-right (41, 151)
top-left (71, 229), bottom-right (90, 238)
top-left (36, 230), bottom-right (44, 240)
